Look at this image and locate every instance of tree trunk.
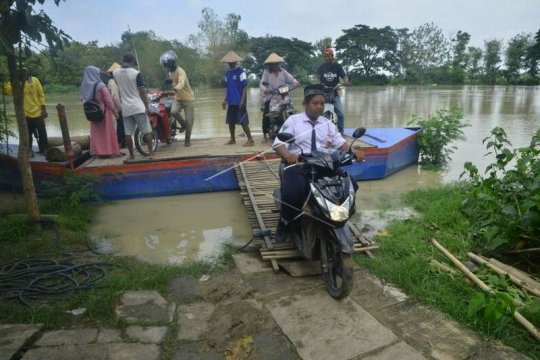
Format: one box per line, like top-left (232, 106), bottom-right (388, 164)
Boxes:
top-left (7, 52), bottom-right (40, 221)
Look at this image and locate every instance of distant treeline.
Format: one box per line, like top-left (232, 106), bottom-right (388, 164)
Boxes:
top-left (3, 7), bottom-right (540, 90)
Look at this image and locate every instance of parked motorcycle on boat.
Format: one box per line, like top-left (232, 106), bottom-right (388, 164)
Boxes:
top-left (263, 82), bottom-right (297, 140)
top-left (274, 127), bottom-right (366, 299)
top-left (134, 89), bottom-right (184, 156)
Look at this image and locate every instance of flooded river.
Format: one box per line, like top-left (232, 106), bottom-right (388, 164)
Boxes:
top-left (5, 86), bottom-right (539, 264)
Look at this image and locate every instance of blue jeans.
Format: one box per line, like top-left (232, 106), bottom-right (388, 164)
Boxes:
top-left (334, 96), bottom-right (345, 133)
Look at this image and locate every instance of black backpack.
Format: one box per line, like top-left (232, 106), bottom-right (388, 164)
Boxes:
top-left (83, 82), bottom-right (104, 122)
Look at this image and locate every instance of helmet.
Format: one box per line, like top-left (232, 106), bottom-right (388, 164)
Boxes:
top-left (324, 48), bottom-right (334, 57)
top-left (160, 50), bottom-right (177, 70)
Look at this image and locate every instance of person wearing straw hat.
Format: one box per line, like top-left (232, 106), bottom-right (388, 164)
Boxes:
top-left (107, 62), bottom-right (126, 148)
top-left (220, 51), bottom-right (254, 147)
top-left (259, 52), bottom-right (299, 143)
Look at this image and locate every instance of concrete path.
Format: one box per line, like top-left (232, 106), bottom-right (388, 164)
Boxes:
top-left (0, 251), bottom-right (530, 360)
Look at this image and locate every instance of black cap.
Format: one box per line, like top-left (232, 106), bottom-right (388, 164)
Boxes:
top-left (303, 84), bottom-right (325, 100)
top-left (123, 52), bottom-right (138, 65)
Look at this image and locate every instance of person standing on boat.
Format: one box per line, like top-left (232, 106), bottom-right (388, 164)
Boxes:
top-left (220, 51), bottom-right (254, 147)
top-left (317, 48), bottom-right (349, 134)
top-left (160, 50), bottom-right (195, 147)
top-left (80, 66), bottom-right (122, 158)
top-left (21, 67), bottom-right (48, 157)
top-left (113, 53), bottom-right (154, 159)
top-left (271, 84), bottom-right (363, 242)
top-left (259, 53), bottom-right (299, 143)
top-left (107, 62), bottom-right (126, 149)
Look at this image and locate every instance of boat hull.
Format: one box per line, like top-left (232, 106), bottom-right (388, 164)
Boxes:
top-left (0, 127), bottom-right (420, 200)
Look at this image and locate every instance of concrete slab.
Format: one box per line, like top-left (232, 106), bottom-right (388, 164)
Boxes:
top-left (167, 276), bottom-right (201, 303)
top-left (35, 328), bottom-right (98, 346)
top-left (177, 302), bottom-right (216, 340)
top-left (172, 341), bottom-right (222, 360)
top-left (233, 251), bottom-right (272, 275)
top-left (22, 343), bottom-right (161, 360)
top-left (266, 291), bottom-right (398, 360)
top-left (244, 271), bottom-right (322, 299)
top-left (252, 332), bottom-right (299, 360)
top-left (361, 341), bottom-right (427, 360)
top-left (375, 301), bottom-right (487, 360)
top-left (96, 328), bottom-right (122, 344)
top-left (0, 324), bottom-right (42, 360)
top-left (116, 290), bottom-right (176, 323)
top-left (126, 326), bottom-right (169, 344)
top-left (279, 260), bottom-right (321, 277)
top-left (349, 268), bottom-right (408, 312)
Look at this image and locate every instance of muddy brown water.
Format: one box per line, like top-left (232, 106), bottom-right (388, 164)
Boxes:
top-left (4, 86), bottom-right (539, 264)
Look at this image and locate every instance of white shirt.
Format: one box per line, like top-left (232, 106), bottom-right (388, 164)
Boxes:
top-left (272, 112), bottom-right (346, 155)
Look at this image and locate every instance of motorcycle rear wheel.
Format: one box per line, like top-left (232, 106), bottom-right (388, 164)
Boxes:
top-left (320, 237), bottom-right (353, 299)
top-left (134, 127), bottom-right (159, 156)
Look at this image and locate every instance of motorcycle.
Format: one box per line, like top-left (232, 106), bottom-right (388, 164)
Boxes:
top-left (322, 84), bottom-right (342, 127)
top-left (134, 89), bottom-right (184, 156)
top-left (263, 82), bottom-right (297, 140)
top-left (274, 127), bottom-right (366, 299)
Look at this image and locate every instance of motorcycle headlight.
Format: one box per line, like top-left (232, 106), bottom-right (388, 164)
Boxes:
top-left (310, 184), bottom-right (352, 222)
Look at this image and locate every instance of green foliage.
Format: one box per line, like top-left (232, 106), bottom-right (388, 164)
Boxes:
top-left (355, 184), bottom-right (540, 357)
top-left (461, 127), bottom-right (540, 252)
top-left (408, 107), bottom-right (469, 166)
top-left (467, 291), bottom-right (515, 323)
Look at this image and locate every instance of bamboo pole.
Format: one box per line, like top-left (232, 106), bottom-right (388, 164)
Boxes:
top-left (430, 259), bottom-right (458, 275)
top-left (430, 238), bottom-right (540, 341)
top-left (468, 252), bottom-right (540, 298)
top-left (56, 104), bottom-right (74, 169)
top-left (488, 258), bottom-right (540, 290)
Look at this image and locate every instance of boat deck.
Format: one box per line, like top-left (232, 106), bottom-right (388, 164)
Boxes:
top-left (78, 135), bottom-right (375, 169)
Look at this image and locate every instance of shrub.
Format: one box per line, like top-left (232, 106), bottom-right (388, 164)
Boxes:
top-left (461, 127), bottom-right (540, 252)
top-left (408, 107), bottom-right (469, 167)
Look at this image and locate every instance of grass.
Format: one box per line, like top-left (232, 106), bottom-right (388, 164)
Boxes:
top-left (0, 196), bottom-right (217, 329)
top-left (354, 184), bottom-right (540, 359)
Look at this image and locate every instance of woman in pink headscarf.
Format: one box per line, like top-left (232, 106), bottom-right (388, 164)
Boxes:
top-left (80, 65), bottom-right (122, 158)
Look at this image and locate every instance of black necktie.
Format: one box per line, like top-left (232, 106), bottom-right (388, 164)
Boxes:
top-left (311, 122), bottom-right (317, 152)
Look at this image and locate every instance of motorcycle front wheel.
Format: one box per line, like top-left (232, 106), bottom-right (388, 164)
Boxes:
top-left (320, 237), bottom-right (353, 299)
top-left (134, 127), bottom-right (159, 156)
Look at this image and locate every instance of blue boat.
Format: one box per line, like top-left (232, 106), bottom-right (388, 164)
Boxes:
top-left (0, 127), bottom-right (420, 201)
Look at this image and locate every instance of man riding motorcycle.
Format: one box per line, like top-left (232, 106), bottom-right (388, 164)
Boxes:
top-left (272, 84), bottom-right (363, 241)
top-left (159, 50), bottom-right (195, 147)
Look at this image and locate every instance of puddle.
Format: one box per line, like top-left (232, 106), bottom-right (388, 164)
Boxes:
top-left (89, 192), bottom-right (252, 265)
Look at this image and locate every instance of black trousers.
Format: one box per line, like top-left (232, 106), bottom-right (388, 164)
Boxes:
top-left (262, 100), bottom-right (270, 134)
top-left (116, 115), bottom-right (126, 147)
top-left (280, 165), bottom-right (309, 222)
top-left (26, 116), bottom-right (48, 153)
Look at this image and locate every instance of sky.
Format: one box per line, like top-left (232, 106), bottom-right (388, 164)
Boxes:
top-left (37, 0), bottom-right (540, 49)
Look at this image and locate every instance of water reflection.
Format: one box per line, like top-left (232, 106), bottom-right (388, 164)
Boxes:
top-left (89, 192), bottom-right (252, 265)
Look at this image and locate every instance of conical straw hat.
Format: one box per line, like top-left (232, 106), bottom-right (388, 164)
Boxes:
top-left (107, 62), bottom-right (121, 73)
top-left (220, 51), bottom-right (244, 63)
top-left (264, 53), bottom-right (284, 64)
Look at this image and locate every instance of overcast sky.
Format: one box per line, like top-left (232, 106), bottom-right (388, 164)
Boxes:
top-left (37, 0), bottom-right (539, 49)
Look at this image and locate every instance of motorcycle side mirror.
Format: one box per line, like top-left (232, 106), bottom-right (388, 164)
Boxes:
top-left (352, 127), bottom-right (366, 139)
top-left (276, 132), bottom-right (295, 143)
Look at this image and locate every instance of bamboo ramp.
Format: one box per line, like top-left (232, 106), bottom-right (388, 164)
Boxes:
top-left (235, 158), bottom-right (376, 272)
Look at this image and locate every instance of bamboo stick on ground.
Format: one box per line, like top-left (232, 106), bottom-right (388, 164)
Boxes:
top-left (487, 258), bottom-right (540, 290)
top-left (430, 259), bottom-right (458, 275)
top-left (430, 238), bottom-right (540, 342)
top-left (468, 252), bottom-right (540, 298)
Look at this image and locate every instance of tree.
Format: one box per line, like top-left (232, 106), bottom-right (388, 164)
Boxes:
top-left (505, 33), bottom-right (533, 84)
top-left (0, 0), bottom-right (70, 220)
top-left (466, 46), bottom-right (483, 83)
top-left (449, 31), bottom-right (471, 84)
top-left (401, 22), bottom-right (450, 84)
top-left (483, 39), bottom-right (502, 85)
top-left (525, 29), bottom-right (540, 80)
top-left (247, 36), bottom-right (315, 82)
top-left (335, 25), bottom-right (398, 80)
